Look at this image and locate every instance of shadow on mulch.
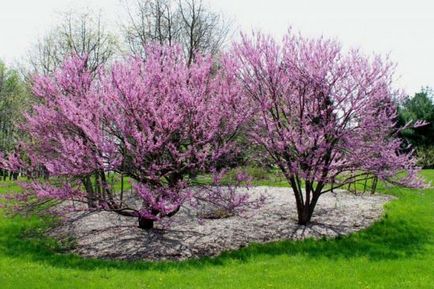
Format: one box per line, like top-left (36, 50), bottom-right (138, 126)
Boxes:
top-left (0, 207), bottom-right (429, 273)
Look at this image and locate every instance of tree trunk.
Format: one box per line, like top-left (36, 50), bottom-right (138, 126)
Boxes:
top-left (297, 205), bottom-right (311, 225)
top-left (371, 177), bottom-right (378, 194)
top-left (289, 177), bottom-right (322, 226)
top-left (138, 216), bottom-right (154, 230)
top-left (296, 197), bottom-right (318, 225)
top-left (82, 176), bottom-right (97, 208)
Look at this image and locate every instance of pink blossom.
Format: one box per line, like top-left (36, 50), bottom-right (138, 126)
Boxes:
top-left (229, 30), bottom-right (425, 224)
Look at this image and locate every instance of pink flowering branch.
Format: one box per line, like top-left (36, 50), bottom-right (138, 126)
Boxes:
top-left (2, 44), bottom-right (248, 230)
top-left (228, 30), bottom-right (426, 225)
top-left (193, 169), bottom-right (266, 219)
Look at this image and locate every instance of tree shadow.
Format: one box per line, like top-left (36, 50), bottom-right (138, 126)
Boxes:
top-left (0, 204), bottom-right (430, 273)
top-left (223, 217), bottom-right (430, 262)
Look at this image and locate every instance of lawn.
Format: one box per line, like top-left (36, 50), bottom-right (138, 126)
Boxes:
top-left (0, 171), bottom-right (433, 289)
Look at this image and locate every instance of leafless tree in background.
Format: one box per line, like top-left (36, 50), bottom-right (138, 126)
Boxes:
top-left (123, 0), bottom-right (178, 52)
top-left (26, 9), bottom-right (119, 76)
top-left (123, 0), bottom-right (231, 64)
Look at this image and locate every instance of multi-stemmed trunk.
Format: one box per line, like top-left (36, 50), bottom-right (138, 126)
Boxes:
top-left (288, 176), bottom-right (322, 225)
top-left (296, 195), bottom-right (320, 225)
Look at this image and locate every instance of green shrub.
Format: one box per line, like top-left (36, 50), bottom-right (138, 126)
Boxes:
top-left (222, 166), bottom-right (271, 184)
top-left (416, 146), bottom-right (434, 168)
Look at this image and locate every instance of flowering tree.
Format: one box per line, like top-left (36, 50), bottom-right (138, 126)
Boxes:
top-left (10, 45), bottom-right (248, 229)
top-left (229, 31), bottom-right (425, 225)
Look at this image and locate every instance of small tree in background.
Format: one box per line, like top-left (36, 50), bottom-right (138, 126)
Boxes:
top-left (10, 44), bottom-right (248, 229)
top-left (229, 31), bottom-right (424, 225)
top-left (25, 9), bottom-right (118, 77)
top-left (0, 61), bottom-right (32, 180)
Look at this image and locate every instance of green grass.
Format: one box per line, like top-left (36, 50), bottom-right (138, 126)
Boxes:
top-left (0, 171), bottom-right (433, 289)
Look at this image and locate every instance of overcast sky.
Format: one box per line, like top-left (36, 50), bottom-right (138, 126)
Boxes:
top-left (0, 0), bottom-right (433, 94)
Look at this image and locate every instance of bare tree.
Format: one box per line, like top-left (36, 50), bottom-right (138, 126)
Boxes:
top-left (122, 0), bottom-right (231, 64)
top-left (124, 0), bottom-right (178, 54)
top-left (26, 9), bottom-right (119, 76)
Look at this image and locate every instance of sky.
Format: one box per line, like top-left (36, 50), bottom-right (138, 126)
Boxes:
top-left (0, 0), bottom-right (433, 94)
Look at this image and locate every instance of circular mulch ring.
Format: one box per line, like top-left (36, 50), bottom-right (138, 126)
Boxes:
top-left (50, 187), bottom-right (394, 261)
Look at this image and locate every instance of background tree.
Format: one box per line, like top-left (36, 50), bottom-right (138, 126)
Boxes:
top-left (229, 31), bottom-right (424, 225)
top-left (398, 88), bottom-right (434, 168)
top-left (123, 0), bottom-right (231, 64)
top-left (0, 61), bottom-right (32, 180)
top-left (26, 9), bottom-right (118, 76)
